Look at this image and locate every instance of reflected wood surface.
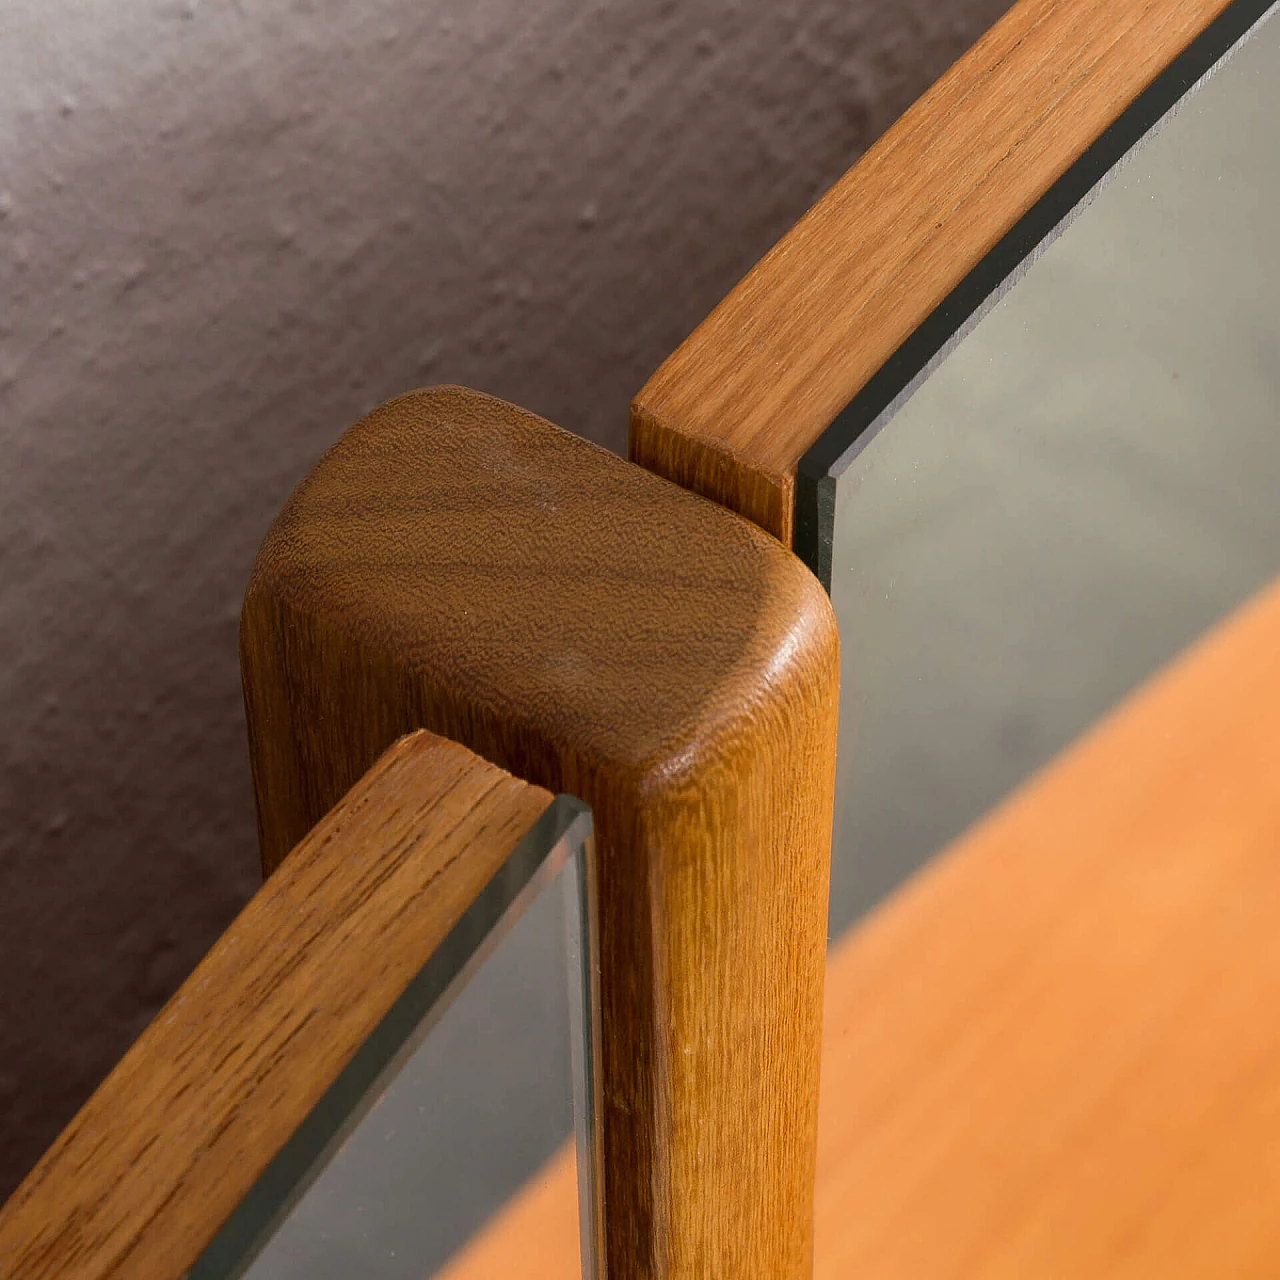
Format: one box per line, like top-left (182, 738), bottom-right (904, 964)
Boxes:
top-left (0, 731), bottom-right (550, 1280)
top-left (444, 573), bottom-right (1280, 1276)
top-left (630, 0), bottom-right (1232, 544)
top-left (439, 1144), bottom-right (582, 1280)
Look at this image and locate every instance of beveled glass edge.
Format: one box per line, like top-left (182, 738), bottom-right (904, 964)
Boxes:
top-left (793, 0), bottom-right (1280, 591)
top-left (186, 793), bottom-right (595, 1280)
top-left (563, 829), bottom-right (605, 1280)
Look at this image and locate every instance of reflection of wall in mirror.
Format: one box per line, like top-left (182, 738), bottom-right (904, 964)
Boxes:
top-left (826, 5), bottom-right (1280, 938)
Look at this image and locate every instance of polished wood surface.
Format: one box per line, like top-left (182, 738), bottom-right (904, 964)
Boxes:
top-left (239, 385), bottom-right (840, 1277)
top-left (630, 0), bottom-right (1232, 544)
top-left (0, 730), bottom-right (552, 1280)
top-left (442, 573), bottom-right (1280, 1276)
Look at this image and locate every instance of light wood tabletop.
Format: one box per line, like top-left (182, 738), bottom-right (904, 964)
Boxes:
top-left (442, 571), bottom-right (1280, 1277)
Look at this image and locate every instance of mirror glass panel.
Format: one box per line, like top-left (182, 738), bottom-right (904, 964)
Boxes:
top-left (821, 2), bottom-right (1280, 935)
top-left (189, 799), bottom-right (598, 1280)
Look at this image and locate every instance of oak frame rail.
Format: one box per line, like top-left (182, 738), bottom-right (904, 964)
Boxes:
top-left (0, 730), bottom-right (586, 1279)
top-left (630, 0), bottom-right (1261, 569)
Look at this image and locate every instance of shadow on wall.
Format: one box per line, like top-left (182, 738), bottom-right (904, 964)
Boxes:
top-left (0, 0), bottom-right (1010, 1197)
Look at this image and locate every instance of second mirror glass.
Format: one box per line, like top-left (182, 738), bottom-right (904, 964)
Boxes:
top-left (826, 5), bottom-right (1280, 935)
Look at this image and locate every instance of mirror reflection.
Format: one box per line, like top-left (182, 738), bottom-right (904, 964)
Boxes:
top-left (825, 4), bottom-right (1280, 935)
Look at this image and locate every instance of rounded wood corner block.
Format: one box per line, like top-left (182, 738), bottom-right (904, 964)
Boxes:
top-left (242, 384), bottom-right (836, 864)
top-left (240, 383), bottom-right (839, 1277)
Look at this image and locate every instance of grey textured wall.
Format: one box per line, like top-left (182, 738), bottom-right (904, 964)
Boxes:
top-left (0, 0), bottom-right (1009, 1197)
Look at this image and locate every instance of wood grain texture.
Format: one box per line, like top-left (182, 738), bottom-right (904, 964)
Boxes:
top-left (630, 0), bottom-right (1231, 543)
top-left (238, 385), bottom-right (840, 1278)
top-left (0, 730), bottom-right (553, 1280)
top-left (440, 572), bottom-right (1280, 1276)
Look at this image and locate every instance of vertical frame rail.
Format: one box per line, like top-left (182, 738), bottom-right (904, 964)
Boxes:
top-left (239, 385), bottom-right (839, 1277)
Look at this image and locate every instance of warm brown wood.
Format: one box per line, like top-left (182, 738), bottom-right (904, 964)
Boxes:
top-left (441, 572), bottom-right (1280, 1276)
top-left (630, 0), bottom-right (1232, 544)
top-left (0, 730), bottom-right (552, 1280)
top-left (238, 385), bottom-right (840, 1278)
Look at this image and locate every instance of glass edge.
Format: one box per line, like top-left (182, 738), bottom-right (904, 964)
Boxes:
top-left (562, 823), bottom-right (604, 1280)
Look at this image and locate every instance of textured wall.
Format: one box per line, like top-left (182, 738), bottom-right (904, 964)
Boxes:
top-left (0, 0), bottom-right (1010, 1196)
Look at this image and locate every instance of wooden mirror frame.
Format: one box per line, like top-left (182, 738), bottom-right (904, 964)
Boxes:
top-left (631, 0), bottom-right (1270, 580)
top-left (8, 0), bottom-right (1279, 1274)
top-left (1, 386), bottom-right (839, 1280)
top-left (0, 731), bottom-right (576, 1276)
top-left (238, 386), bottom-right (839, 1278)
